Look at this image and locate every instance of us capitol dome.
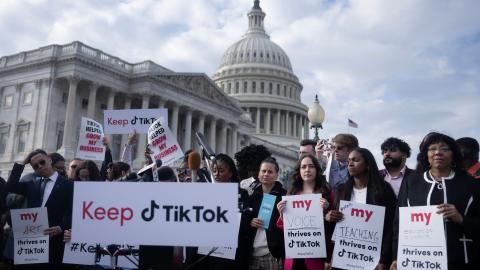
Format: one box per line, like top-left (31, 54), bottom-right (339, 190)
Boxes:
top-left (213, 0), bottom-right (309, 147)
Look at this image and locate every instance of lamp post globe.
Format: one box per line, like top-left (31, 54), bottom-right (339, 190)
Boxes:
top-left (307, 94), bottom-right (325, 141)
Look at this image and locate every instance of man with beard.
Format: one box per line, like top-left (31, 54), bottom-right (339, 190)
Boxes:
top-left (379, 137), bottom-right (414, 196)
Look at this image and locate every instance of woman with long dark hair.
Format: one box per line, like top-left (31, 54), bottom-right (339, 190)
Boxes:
top-left (186, 153), bottom-right (247, 270)
top-left (277, 154), bottom-right (331, 270)
top-left (326, 148), bottom-right (397, 270)
top-left (74, 160), bottom-right (101, 181)
top-left (390, 132), bottom-right (480, 270)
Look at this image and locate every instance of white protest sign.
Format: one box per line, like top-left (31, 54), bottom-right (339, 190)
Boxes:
top-left (11, 208), bottom-right (49, 264)
top-left (282, 194), bottom-right (326, 258)
top-left (76, 117), bottom-right (105, 160)
top-left (197, 213), bottom-right (241, 260)
top-left (148, 118), bottom-right (183, 166)
top-left (104, 109), bottom-right (168, 134)
top-left (397, 206), bottom-right (447, 270)
top-left (332, 201), bottom-right (385, 270)
top-left (63, 242), bottom-right (137, 268)
top-left (71, 182), bottom-right (238, 247)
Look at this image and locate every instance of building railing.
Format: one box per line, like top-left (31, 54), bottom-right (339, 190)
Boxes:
top-left (0, 41), bottom-right (171, 75)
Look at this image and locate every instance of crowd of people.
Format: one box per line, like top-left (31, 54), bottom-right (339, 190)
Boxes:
top-left (0, 131), bottom-right (479, 270)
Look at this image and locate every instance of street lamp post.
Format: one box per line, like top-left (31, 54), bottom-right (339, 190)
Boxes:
top-left (307, 94), bottom-right (325, 141)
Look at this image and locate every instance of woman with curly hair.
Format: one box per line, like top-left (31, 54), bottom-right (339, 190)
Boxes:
top-left (391, 132), bottom-right (480, 270)
top-left (277, 154), bottom-right (331, 270)
top-left (235, 144), bottom-right (272, 195)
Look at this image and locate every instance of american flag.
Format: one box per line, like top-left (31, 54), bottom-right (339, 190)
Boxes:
top-left (348, 118), bottom-right (358, 128)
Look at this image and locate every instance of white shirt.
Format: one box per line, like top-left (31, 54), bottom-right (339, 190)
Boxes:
top-left (252, 228), bottom-right (269, 256)
top-left (351, 187), bottom-right (367, 204)
top-left (42, 171), bottom-right (58, 207)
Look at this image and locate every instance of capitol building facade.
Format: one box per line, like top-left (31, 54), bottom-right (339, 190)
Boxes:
top-left (0, 0), bottom-right (309, 179)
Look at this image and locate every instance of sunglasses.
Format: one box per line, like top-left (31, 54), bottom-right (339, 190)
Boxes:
top-left (32, 159), bottom-right (47, 170)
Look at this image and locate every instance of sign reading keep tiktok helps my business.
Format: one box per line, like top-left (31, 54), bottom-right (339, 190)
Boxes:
top-left (282, 194), bottom-right (326, 258)
top-left (76, 117), bottom-right (105, 160)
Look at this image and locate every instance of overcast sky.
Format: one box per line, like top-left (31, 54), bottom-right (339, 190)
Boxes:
top-left (1, 0), bottom-right (479, 167)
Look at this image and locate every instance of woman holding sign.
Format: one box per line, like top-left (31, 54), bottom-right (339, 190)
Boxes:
top-left (239, 157), bottom-right (286, 270)
top-left (326, 148), bottom-right (397, 270)
top-left (391, 132), bottom-right (480, 270)
top-left (276, 154), bottom-right (331, 270)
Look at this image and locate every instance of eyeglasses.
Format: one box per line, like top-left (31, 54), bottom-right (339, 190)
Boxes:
top-left (427, 146), bottom-right (451, 153)
top-left (333, 145), bottom-right (345, 151)
top-left (32, 159), bottom-right (46, 170)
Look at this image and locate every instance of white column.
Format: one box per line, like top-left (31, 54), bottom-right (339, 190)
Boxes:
top-left (266, 108), bottom-right (271, 134)
top-left (219, 121), bottom-right (227, 154)
top-left (105, 89), bottom-right (116, 151)
top-left (256, 107), bottom-right (261, 133)
top-left (197, 113), bottom-right (205, 135)
top-left (170, 104), bottom-right (179, 137)
top-left (209, 117), bottom-right (217, 152)
top-left (59, 76), bottom-right (80, 158)
top-left (184, 109), bottom-right (192, 150)
top-left (87, 82), bottom-right (99, 118)
top-left (231, 125), bottom-right (238, 154)
top-left (193, 113), bottom-right (205, 150)
top-left (293, 112), bottom-right (297, 138)
top-left (284, 111), bottom-right (289, 136)
top-left (276, 109), bottom-right (281, 135)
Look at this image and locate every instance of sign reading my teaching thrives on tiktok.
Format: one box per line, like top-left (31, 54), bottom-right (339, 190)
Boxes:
top-left (397, 206), bottom-right (447, 270)
top-left (76, 117), bottom-right (105, 160)
top-left (71, 182), bottom-right (239, 247)
top-left (104, 109), bottom-right (168, 134)
top-left (332, 201), bottom-right (385, 270)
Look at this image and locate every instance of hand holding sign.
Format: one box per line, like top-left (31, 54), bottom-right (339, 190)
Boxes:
top-left (250, 218), bottom-right (264, 229)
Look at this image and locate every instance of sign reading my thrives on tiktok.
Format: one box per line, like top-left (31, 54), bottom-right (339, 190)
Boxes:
top-left (11, 208), bottom-right (49, 264)
top-left (397, 206), bottom-right (447, 270)
top-left (71, 182), bottom-right (239, 247)
top-left (282, 194), bottom-right (326, 258)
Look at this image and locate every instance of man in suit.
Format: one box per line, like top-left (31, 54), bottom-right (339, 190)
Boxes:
top-left (379, 137), bottom-right (414, 196)
top-left (5, 149), bottom-right (73, 269)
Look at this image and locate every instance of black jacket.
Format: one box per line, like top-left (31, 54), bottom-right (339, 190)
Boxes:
top-left (331, 179), bottom-right (397, 266)
top-left (393, 171), bottom-right (480, 268)
top-left (5, 163), bottom-right (73, 266)
top-left (238, 182), bottom-right (286, 269)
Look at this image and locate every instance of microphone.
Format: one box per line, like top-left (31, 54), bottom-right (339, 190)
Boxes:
top-left (188, 151), bottom-right (201, 182)
top-left (195, 132), bottom-right (215, 160)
